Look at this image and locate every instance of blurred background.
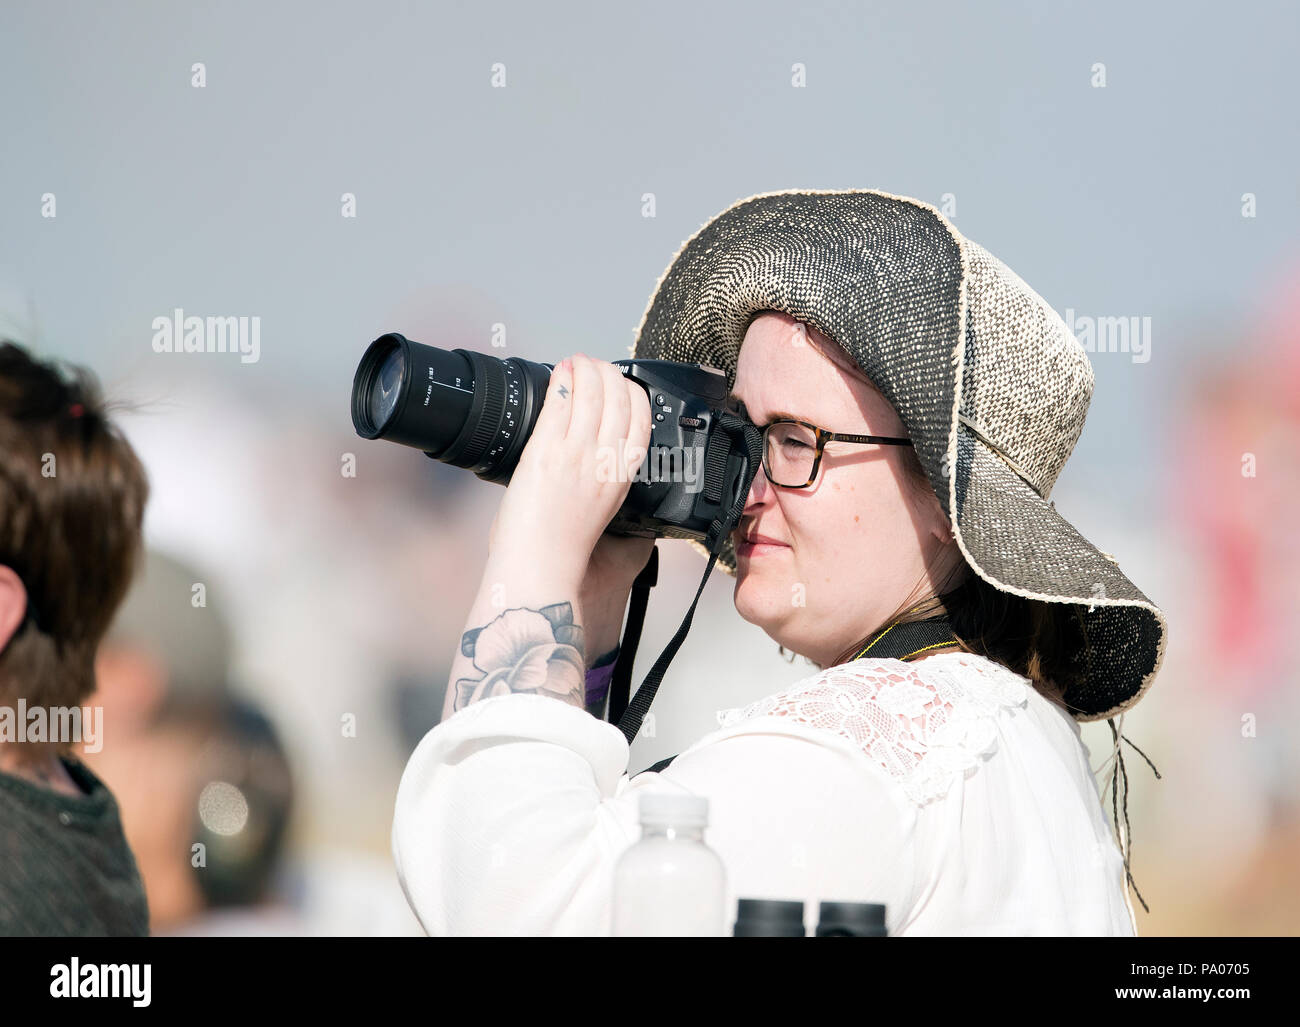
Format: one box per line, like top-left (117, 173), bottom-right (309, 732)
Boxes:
top-left (1, 0), bottom-right (1296, 934)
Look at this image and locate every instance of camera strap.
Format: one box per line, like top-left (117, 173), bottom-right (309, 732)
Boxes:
top-left (609, 411), bottom-right (765, 745)
top-left (844, 613), bottom-right (963, 663)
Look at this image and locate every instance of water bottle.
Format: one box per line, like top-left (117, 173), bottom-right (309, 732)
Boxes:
top-left (612, 793), bottom-right (726, 936)
top-left (815, 901), bottom-right (888, 936)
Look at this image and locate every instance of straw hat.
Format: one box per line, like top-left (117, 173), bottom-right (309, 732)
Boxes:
top-left (629, 188), bottom-right (1167, 721)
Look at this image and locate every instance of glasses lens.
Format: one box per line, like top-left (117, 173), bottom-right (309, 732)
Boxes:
top-left (766, 422), bottom-right (818, 486)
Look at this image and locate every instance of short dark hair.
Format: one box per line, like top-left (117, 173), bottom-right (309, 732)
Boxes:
top-left (0, 341), bottom-right (150, 719)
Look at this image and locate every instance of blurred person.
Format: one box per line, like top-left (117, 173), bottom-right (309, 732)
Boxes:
top-left (92, 548), bottom-right (234, 740)
top-left (91, 692), bottom-right (301, 935)
top-left (390, 191), bottom-right (1170, 935)
top-left (0, 340), bottom-right (150, 936)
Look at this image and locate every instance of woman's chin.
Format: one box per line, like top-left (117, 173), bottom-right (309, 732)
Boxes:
top-left (733, 578), bottom-right (792, 631)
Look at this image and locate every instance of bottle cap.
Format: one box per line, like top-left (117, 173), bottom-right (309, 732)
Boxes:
top-left (733, 898), bottom-right (806, 937)
top-left (638, 792), bottom-right (708, 828)
top-left (814, 901), bottom-right (887, 937)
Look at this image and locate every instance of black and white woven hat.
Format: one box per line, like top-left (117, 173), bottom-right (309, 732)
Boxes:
top-left (628, 188), bottom-right (1168, 722)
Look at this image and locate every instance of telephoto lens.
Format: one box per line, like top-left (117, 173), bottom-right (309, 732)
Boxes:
top-left (350, 333), bottom-right (554, 486)
top-left (814, 901), bottom-right (887, 937)
top-left (732, 898), bottom-right (806, 937)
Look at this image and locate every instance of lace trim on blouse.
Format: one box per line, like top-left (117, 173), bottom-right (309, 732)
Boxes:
top-left (715, 653), bottom-right (1030, 807)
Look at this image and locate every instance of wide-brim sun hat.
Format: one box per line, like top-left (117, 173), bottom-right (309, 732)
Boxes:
top-left (628, 188), bottom-right (1168, 722)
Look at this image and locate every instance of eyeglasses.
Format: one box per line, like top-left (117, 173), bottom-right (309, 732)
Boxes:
top-left (758, 418), bottom-right (914, 488)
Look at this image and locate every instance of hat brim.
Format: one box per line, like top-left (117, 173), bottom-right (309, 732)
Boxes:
top-left (950, 430), bottom-right (1168, 721)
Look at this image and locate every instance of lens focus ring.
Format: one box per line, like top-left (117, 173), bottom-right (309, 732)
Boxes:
top-left (458, 351), bottom-right (506, 469)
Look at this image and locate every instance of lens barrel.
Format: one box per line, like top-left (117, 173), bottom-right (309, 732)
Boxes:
top-left (350, 333), bottom-right (552, 485)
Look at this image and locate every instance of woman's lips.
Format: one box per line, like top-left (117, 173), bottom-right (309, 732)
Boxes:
top-left (735, 535), bottom-right (791, 558)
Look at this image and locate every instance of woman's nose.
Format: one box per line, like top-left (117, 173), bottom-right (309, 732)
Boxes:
top-left (743, 461), bottom-right (772, 511)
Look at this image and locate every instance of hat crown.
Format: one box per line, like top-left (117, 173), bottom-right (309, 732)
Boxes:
top-left (958, 239), bottom-right (1095, 501)
top-left (630, 190), bottom-right (1095, 501)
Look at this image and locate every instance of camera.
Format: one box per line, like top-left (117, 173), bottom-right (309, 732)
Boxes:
top-left (350, 333), bottom-right (757, 542)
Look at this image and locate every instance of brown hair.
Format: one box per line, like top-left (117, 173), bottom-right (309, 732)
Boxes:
top-left (0, 342), bottom-right (150, 738)
top-left (788, 319), bottom-right (1084, 711)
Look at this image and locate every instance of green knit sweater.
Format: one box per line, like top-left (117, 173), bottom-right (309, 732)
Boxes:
top-left (0, 757), bottom-right (149, 936)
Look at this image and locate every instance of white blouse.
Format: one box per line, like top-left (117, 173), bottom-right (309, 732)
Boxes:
top-left (392, 651), bottom-right (1137, 936)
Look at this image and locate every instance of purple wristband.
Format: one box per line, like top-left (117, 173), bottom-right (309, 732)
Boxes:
top-left (584, 652), bottom-right (619, 707)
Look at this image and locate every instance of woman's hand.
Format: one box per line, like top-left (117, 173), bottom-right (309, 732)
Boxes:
top-left (488, 353), bottom-right (653, 587)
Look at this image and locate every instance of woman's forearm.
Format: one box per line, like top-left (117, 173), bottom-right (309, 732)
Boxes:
top-left (578, 584), bottom-right (631, 667)
top-left (441, 543), bottom-right (589, 723)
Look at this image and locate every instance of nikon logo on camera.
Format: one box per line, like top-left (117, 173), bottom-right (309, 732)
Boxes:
top-left (596, 440), bottom-right (704, 493)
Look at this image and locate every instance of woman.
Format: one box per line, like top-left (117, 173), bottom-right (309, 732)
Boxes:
top-left (391, 189), bottom-right (1168, 936)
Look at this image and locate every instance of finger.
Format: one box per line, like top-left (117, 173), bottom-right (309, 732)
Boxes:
top-left (531, 356), bottom-right (575, 443)
top-left (565, 353), bottom-right (603, 444)
top-left (624, 380), bottom-right (652, 479)
top-left (595, 358), bottom-right (631, 454)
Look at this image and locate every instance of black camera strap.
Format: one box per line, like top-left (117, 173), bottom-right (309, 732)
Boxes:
top-left (609, 411), bottom-right (764, 745)
top-left (845, 613), bottom-right (963, 663)
top-left (605, 547), bottom-right (657, 727)
top-left (603, 551), bottom-right (655, 728)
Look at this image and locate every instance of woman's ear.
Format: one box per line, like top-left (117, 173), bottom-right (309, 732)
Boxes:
top-left (923, 494), bottom-right (957, 545)
top-left (0, 565), bottom-right (29, 654)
